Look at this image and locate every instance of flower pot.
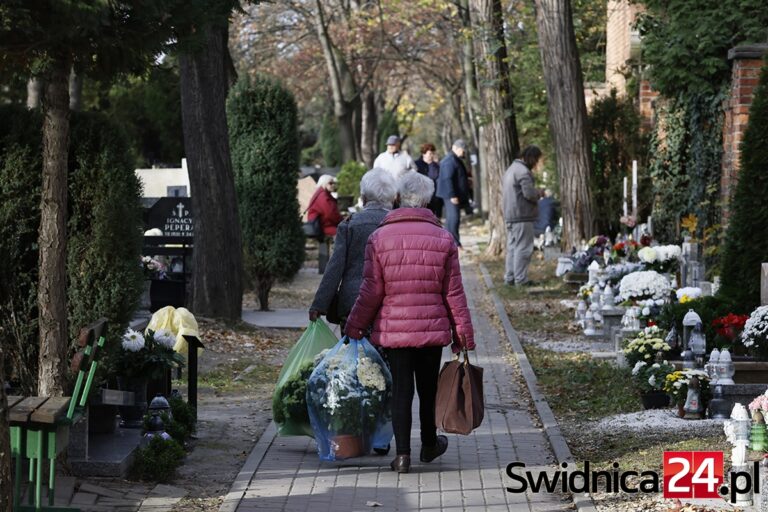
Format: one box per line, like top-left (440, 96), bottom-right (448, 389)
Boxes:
top-left (331, 434), bottom-right (364, 459)
top-left (117, 377), bottom-right (148, 428)
top-left (89, 404), bottom-right (118, 434)
top-left (641, 391), bottom-right (670, 410)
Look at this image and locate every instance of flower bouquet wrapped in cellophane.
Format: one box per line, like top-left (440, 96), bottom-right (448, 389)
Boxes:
top-left (307, 337), bottom-right (393, 461)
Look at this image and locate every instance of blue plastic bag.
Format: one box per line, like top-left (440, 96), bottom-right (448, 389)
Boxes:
top-left (307, 337), bottom-right (393, 460)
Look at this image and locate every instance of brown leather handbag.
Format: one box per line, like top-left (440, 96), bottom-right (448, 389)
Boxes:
top-left (435, 341), bottom-right (484, 435)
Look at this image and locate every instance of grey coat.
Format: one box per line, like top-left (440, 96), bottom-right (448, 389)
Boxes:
top-left (310, 206), bottom-right (389, 320)
top-left (503, 159), bottom-right (539, 223)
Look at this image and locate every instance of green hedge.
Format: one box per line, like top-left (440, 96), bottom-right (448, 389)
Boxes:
top-left (720, 65), bottom-right (768, 312)
top-left (228, 76), bottom-right (305, 310)
top-left (335, 161), bottom-right (367, 202)
top-left (0, 106), bottom-right (143, 392)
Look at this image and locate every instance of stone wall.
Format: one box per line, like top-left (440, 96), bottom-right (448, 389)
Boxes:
top-left (605, 0), bottom-right (642, 94)
top-left (721, 45), bottom-right (768, 220)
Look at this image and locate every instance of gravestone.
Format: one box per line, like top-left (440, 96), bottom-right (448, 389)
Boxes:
top-left (145, 197), bottom-right (193, 238)
top-left (681, 241), bottom-right (704, 287)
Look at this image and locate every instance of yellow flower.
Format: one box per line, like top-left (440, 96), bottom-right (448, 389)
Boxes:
top-left (680, 294), bottom-right (691, 303)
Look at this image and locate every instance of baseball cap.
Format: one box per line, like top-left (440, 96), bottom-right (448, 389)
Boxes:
top-left (453, 139), bottom-right (467, 150)
top-left (386, 135), bottom-right (400, 145)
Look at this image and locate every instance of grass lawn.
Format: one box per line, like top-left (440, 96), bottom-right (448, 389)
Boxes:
top-left (525, 344), bottom-right (640, 421)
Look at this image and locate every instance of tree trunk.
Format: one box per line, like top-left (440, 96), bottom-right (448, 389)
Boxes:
top-left (179, 22), bottom-right (244, 320)
top-left (360, 90), bottom-right (377, 168)
top-left (37, 57), bottom-right (70, 397)
top-left (313, 0), bottom-right (361, 164)
top-left (534, 0), bottom-right (594, 250)
top-left (26, 78), bottom-right (41, 110)
top-left (0, 346), bottom-right (10, 512)
top-left (68, 66), bottom-right (83, 112)
top-left (470, 0), bottom-right (520, 256)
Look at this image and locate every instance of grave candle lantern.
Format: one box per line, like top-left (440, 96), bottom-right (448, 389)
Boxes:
top-left (682, 309), bottom-right (703, 350)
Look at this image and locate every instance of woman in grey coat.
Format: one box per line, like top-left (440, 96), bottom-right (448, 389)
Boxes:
top-left (309, 168), bottom-right (397, 326)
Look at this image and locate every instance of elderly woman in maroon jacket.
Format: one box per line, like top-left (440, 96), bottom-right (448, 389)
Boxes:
top-left (307, 174), bottom-right (343, 273)
top-left (345, 172), bottom-right (475, 474)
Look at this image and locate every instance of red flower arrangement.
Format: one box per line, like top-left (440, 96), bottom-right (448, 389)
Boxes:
top-left (712, 314), bottom-right (749, 342)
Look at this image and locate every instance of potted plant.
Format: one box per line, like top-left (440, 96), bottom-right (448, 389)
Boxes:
top-left (631, 360), bottom-right (675, 409)
top-left (623, 326), bottom-right (672, 367)
top-left (307, 341), bottom-right (391, 460)
top-left (117, 328), bottom-right (185, 427)
top-left (663, 369), bottom-right (711, 418)
top-left (273, 358), bottom-right (319, 437)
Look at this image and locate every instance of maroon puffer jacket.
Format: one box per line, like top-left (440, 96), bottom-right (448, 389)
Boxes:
top-left (344, 207), bottom-right (475, 352)
top-left (307, 188), bottom-right (343, 236)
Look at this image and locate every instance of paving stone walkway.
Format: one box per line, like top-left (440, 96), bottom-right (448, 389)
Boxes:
top-left (222, 262), bottom-right (572, 512)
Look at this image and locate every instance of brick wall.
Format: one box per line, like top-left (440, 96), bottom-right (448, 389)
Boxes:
top-left (721, 45), bottom-right (768, 219)
top-left (638, 79), bottom-right (660, 130)
top-left (605, 0), bottom-right (643, 94)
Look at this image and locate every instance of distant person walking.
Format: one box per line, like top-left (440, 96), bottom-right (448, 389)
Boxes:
top-left (373, 135), bottom-right (416, 180)
top-left (502, 145), bottom-right (544, 286)
top-left (414, 142), bottom-right (442, 217)
top-left (307, 174), bottom-right (343, 274)
top-left (345, 172), bottom-right (475, 474)
top-left (436, 139), bottom-right (471, 247)
top-left (534, 189), bottom-right (558, 237)
top-left (308, 168), bottom-right (397, 326)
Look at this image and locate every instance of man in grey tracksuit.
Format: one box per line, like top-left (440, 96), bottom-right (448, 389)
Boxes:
top-left (502, 146), bottom-right (543, 286)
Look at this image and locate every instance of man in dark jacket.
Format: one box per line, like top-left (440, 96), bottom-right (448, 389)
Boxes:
top-left (502, 145), bottom-right (543, 286)
top-left (534, 189), bottom-right (559, 236)
top-left (436, 139), bottom-right (471, 247)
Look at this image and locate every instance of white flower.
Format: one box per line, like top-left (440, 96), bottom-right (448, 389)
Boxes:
top-left (122, 329), bottom-right (145, 352)
top-left (652, 363), bottom-right (660, 368)
top-left (676, 287), bottom-right (702, 300)
top-left (619, 271), bottom-right (672, 302)
top-left (743, 306), bottom-right (768, 349)
top-left (638, 247), bottom-right (658, 263)
top-left (648, 375), bottom-right (657, 387)
top-left (642, 307), bottom-right (651, 316)
top-left (356, 356), bottom-right (386, 391)
top-left (632, 361), bottom-right (647, 375)
top-left (154, 329), bottom-right (176, 349)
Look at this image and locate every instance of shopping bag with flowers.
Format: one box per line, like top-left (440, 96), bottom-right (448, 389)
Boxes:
top-left (272, 318), bottom-right (339, 437)
top-left (307, 336), bottom-right (393, 460)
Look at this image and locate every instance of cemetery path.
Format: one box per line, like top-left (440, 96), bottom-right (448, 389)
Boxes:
top-left (219, 255), bottom-right (573, 512)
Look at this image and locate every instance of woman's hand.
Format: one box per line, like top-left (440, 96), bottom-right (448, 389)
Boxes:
top-left (308, 309), bottom-right (319, 322)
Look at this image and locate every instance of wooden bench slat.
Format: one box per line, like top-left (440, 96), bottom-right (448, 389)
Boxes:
top-left (30, 397), bottom-right (70, 424)
top-left (7, 396), bottom-right (24, 409)
top-left (9, 397), bottom-right (49, 423)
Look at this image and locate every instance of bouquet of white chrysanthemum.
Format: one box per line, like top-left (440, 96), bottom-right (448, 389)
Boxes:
top-left (118, 328), bottom-right (184, 380)
top-left (742, 306), bottom-right (768, 357)
top-left (618, 270), bottom-right (672, 303)
top-left (638, 245), bottom-right (681, 273)
top-left (631, 360), bottom-right (675, 393)
top-left (307, 337), bottom-right (393, 461)
top-left (623, 326), bottom-right (671, 366)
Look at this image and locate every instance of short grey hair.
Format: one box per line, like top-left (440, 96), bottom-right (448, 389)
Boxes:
top-left (397, 171), bottom-right (434, 208)
top-left (360, 168), bottom-right (396, 207)
top-left (317, 174), bottom-right (336, 188)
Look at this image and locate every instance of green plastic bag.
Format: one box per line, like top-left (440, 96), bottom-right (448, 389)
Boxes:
top-left (272, 319), bottom-right (339, 436)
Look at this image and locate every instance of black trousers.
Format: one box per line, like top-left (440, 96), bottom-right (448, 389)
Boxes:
top-left (387, 346), bottom-right (443, 455)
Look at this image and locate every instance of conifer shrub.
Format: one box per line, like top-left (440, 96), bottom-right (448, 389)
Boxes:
top-left (720, 65), bottom-right (768, 312)
top-left (227, 76), bottom-right (305, 311)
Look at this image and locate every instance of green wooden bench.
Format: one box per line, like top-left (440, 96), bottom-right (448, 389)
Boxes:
top-left (9, 318), bottom-right (107, 512)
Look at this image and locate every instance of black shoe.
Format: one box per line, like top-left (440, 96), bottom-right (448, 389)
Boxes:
top-left (390, 455), bottom-right (411, 473)
top-left (420, 435), bottom-right (448, 463)
top-left (516, 280), bottom-right (538, 287)
top-left (373, 443), bottom-right (391, 455)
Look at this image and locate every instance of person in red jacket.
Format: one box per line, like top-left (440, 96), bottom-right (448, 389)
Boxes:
top-left (307, 175), bottom-right (343, 273)
top-left (345, 172), bottom-right (475, 474)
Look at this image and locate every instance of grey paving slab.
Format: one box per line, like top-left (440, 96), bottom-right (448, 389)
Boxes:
top-left (225, 262), bottom-right (572, 512)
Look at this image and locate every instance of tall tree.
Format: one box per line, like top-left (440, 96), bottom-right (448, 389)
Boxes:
top-left (0, 1), bottom-right (173, 394)
top-left (177, 3), bottom-right (244, 320)
top-left (0, 344), bottom-right (8, 512)
top-left (469, 0), bottom-right (520, 255)
top-left (534, 0), bottom-right (594, 249)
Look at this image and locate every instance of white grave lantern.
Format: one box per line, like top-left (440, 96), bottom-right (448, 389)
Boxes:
top-left (584, 310), bottom-right (596, 336)
top-left (706, 348), bottom-right (721, 383)
top-left (601, 285), bottom-right (616, 311)
top-left (588, 260), bottom-right (601, 284)
top-left (717, 348), bottom-right (736, 385)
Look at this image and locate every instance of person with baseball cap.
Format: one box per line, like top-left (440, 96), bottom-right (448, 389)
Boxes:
top-left (373, 134), bottom-right (416, 179)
